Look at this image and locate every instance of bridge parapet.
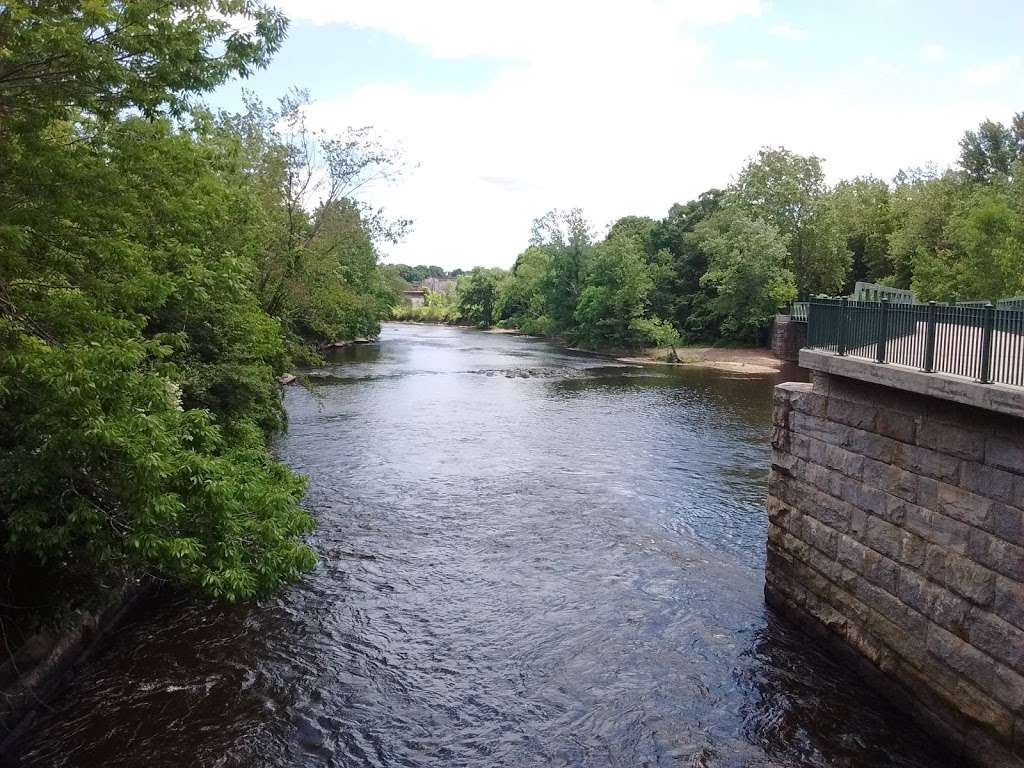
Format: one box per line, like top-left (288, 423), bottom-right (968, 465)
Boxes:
top-left (768, 352), bottom-right (1024, 768)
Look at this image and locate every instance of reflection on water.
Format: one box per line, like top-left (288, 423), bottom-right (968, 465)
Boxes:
top-left (8, 324), bottom-right (953, 767)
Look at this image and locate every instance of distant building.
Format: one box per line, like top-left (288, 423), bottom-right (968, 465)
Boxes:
top-left (402, 289), bottom-right (426, 307)
top-left (420, 277), bottom-right (456, 294)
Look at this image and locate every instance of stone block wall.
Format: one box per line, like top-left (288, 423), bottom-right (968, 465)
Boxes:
top-left (767, 369), bottom-right (1024, 768)
top-left (771, 315), bottom-right (807, 362)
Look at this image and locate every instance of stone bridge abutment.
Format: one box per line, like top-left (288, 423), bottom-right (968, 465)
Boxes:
top-left (768, 349), bottom-right (1024, 768)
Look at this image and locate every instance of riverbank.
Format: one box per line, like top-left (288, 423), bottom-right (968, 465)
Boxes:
top-left (616, 346), bottom-right (784, 375)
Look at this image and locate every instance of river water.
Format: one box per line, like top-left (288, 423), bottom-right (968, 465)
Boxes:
top-left (8, 324), bottom-right (955, 768)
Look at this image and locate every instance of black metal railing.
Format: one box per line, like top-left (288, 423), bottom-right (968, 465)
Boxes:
top-left (806, 299), bottom-right (1024, 387)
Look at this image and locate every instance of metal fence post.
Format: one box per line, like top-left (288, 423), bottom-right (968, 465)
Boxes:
top-left (923, 301), bottom-right (937, 373)
top-left (979, 303), bottom-right (995, 384)
top-left (837, 297), bottom-right (848, 356)
top-left (876, 298), bottom-right (889, 363)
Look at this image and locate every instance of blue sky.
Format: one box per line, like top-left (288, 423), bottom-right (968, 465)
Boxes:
top-left (211, 1), bottom-right (1024, 269)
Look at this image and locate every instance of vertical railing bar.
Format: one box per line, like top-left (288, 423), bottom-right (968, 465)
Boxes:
top-left (1016, 310), bottom-right (1020, 385)
top-left (837, 297), bottom-right (848, 356)
top-left (960, 306), bottom-right (967, 377)
top-left (970, 306), bottom-right (976, 377)
top-left (1017, 310), bottom-right (1023, 386)
top-left (1013, 310), bottom-right (1018, 385)
top-left (996, 309), bottom-right (1004, 384)
top-left (1010, 309), bottom-right (1016, 385)
top-left (964, 306), bottom-right (969, 377)
top-left (937, 305), bottom-right (946, 374)
top-left (961, 308), bottom-right (966, 375)
top-left (948, 306), bottom-right (955, 375)
top-left (1017, 310), bottom-right (1022, 386)
top-left (979, 303), bottom-right (995, 384)
top-left (993, 309), bottom-right (1000, 384)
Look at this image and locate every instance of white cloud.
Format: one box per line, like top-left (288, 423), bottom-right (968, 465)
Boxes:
top-left (276, 0), bottom-right (765, 60)
top-left (734, 56), bottom-right (770, 72)
top-left (265, 2), bottom-right (1023, 269)
top-left (278, 0), bottom-right (769, 266)
top-left (768, 22), bottom-right (808, 40)
top-left (862, 56), bottom-right (900, 76)
top-left (964, 56), bottom-right (1022, 85)
top-left (920, 44), bottom-right (945, 62)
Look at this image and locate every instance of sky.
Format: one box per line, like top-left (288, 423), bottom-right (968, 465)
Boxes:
top-left (210, 1), bottom-right (1024, 270)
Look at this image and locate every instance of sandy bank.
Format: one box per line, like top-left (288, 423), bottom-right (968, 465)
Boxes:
top-left (616, 346), bottom-right (783, 375)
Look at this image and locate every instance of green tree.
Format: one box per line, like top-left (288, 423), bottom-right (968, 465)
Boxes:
top-left (606, 215), bottom-right (657, 245)
top-left (493, 246), bottom-right (551, 332)
top-left (959, 114), bottom-right (1024, 182)
top-left (888, 168), bottom-right (961, 289)
top-left (694, 210), bottom-right (796, 342)
top-left (572, 232), bottom-right (654, 348)
top-left (647, 191), bottom-right (724, 340)
top-left (732, 147), bottom-right (850, 296)
top-left (912, 184), bottom-right (1023, 301)
top-left (0, 2), bottom-right (326, 602)
top-left (456, 267), bottom-right (505, 326)
top-left (222, 91), bottom-right (408, 354)
top-left (831, 176), bottom-right (895, 287)
top-left (391, 287), bottom-right (460, 323)
top-left (531, 208), bottom-right (593, 334)
top-left (0, 118), bottom-right (319, 601)
top-left (0, 1), bottom-right (286, 124)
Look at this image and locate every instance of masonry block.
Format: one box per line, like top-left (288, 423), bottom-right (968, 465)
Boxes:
top-left (988, 436), bottom-right (1024, 476)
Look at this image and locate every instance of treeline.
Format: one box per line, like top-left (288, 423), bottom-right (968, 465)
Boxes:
top-left (410, 114), bottom-right (1024, 348)
top-left (387, 264), bottom-right (464, 283)
top-left (0, 3), bottom-right (404, 601)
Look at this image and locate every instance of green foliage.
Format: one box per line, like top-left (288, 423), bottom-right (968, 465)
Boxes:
top-left (0, 327), bottom-right (316, 601)
top-left (606, 215), bottom-right (657, 245)
top-left (831, 176), bottom-right (895, 287)
top-left (222, 92), bottom-right (407, 353)
top-left (388, 264), bottom-right (452, 284)
top-left (911, 183), bottom-right (1024, 302)
top-left (0, 3), bottom-right (405, 603)
top-left (494, 246), bottom-right (551, 331)
top-left (628, 316), bottom-right (681, 348)
top-left (391, 289), bottom-right (460, 323)
top-left (959, 114), bottom-right (1024, 182)
top-left (0, 1), bottom-right (287, 124)
top-left (695, 210), bottom-right (796, 341)
top-left (888, 167), bottom-right (960, 288)
top-left (572, 232), bottom-right (655, 349)
top-left (646, 191), bottom-right (724, 340)
top-left (0, 109), bottom-right (320, 600)
top-left (455, 268), bottom-right (504, 327)
top-left (732, 147), bottom-right (850, 296)
top-left (531, 208), bottom-right (594, 334)
top-left (889, 160), bottom-right (1024, 303)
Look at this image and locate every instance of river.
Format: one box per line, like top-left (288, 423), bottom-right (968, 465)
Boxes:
top-left (8, 324), bottom-right (955, 767)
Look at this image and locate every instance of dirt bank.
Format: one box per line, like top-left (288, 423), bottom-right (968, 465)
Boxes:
top-left (616, 346), bottom-right (784, 375)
